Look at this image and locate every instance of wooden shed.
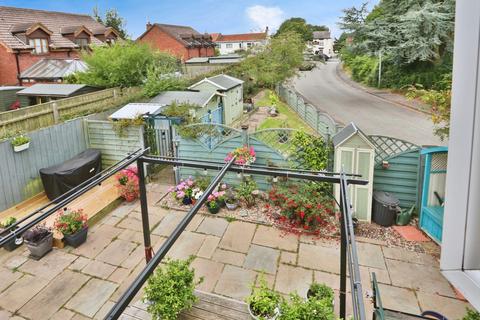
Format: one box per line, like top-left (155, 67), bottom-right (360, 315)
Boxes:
top-left (333, 123), bottom-right (375, 222)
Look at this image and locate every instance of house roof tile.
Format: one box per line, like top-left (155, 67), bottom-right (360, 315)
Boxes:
top-left (215, 32), bottom-right (267, 42)
top-left (139, 23), bottom-right (214, 47)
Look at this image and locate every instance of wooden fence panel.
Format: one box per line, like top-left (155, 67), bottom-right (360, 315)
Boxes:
top-left (0, 119), bottom-right (86, 211)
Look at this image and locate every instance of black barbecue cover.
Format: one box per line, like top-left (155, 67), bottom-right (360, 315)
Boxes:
top-left (39, 149), bottom-right (102, 201)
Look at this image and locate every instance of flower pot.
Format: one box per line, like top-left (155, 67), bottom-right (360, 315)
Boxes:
top-left (182, 197), bottom-right (193, 205)
top-left (1, 228), bottom-right (23, 252)
top-left (207, 205), bottom-right (220, 214)
top-left (225, 201), bottom-right (238, 210)
top-left (63, 227), bottom-right (88, 248)
top-left (248, 303), bottom-right (279, 320)
top-left (123, 193), bottom-right (137, 202)
top-left (13, 142), bottom-right (29, 152)
top-left (25, 232), bottom-right (53, 259)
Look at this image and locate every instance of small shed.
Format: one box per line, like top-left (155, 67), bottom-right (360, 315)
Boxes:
top-left (0, 86), bottom-right (28, 110)
top-left (419, 146), bottom-right (448, 243)
top-left (16, 84), bottom-right (100, 105)
top-left (333, 123), bottom-right (375, 222)
top-left (188, 74), bottom-right (244, 125)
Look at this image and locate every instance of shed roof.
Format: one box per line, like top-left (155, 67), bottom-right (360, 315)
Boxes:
top-left (190, 74), bottom-right (243, 91)
top-left (16, 84), bottom-right (90, 97)
top-left (332, 122), bottom-right (374, 148)
top-left (19, 58), bottom-right (88, 80)
top-left (150, 91), bottom-right (218, 107)
top-left (0, 86), bottom-right (24, 91)
top-left (109, 103), bottom-right (166, 120)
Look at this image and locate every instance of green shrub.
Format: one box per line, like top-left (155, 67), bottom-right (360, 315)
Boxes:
top-left (280, 293), bottom-right (335, 320)
top-left (236, 178), bottom-right (257, 207)
top-left (10, 134), bottom-right (30, 147)
top-left (143, 257), bottom-right (202, 320)
top-left (463, 308), bottom-right (480, 320)
top-left (0, 217), bottom-right (16, 228)
top-left (308, 282), bottom-right (334, 302)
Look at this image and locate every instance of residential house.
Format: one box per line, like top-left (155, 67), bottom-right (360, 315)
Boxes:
top-left (0, 6), bottom-right (120, 86)
top-left (137, 23), bottom-right (215, 61)
top-left (189, 74), bottom-right (244, 126)
top-left (213, 29), bottom-right (268, 55)
top-left (310, 31), bottom-right (334, 58)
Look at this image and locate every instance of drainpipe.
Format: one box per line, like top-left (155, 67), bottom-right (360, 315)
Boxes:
top-left (14, 51), bottom-right (21, 86)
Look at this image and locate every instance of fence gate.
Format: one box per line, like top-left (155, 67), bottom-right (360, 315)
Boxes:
top-left (150, 118), bottom-right (175, 157)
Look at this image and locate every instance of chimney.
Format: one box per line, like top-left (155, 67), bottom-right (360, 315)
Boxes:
top-left (146, 21), bottom-right (152, 30)
top-left (265, 26), bottom-right (269, 34)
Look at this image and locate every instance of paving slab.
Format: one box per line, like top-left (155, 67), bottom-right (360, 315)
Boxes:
top-left (314, 270), bottom-right (340, 291)
top-left (111, 202), bottom-right (138, 219)
top-left (212, 249), bottom-right (246, 266)
top-left (111, 261), bottom-right (145, 302)
top-left (417, 291), bottom-right (472, 319)
top-left (185, 214), bottom-right (204, 232)
top-left (3, 254), bottom-right (28, 270)
top-left (393, 226), bottom-right (430, 242)
top-left (0, 267), bottom-right (22, 293)
top-left (82, 260), bottom-right (116, 279)
top-left (117, 229), bottom-right (145, 244)
top-left (108, 267), bottom-right (131, 284)
top-left (386, 259), bottom-right (455, 297)
top-left (196, 217), bottom-right (229, 237)
top-left (197, 236), bottom-right (221, 259)
top-left (73, 224), bottom-right (122, 258)
top-left (96, 240), bottom-right (138, 266)
top-left (166, 231), bottom-right (205, 260)
top-left (363, 266), bottom-right (391, 285)
top-left (94, 300), bottom-right (115, 319)
top-left (19, 249), bottom-right (77, 280)
top-left (0, 309), bottom-right (11, 319)
top-left (66, 278), bottom-right (118, 318)
top-left (0, 274), bottom-right (49, 312)
top-left (218, 221), bottom-right (256, 253)
top-left (252, 225), bottom-right (299, 252)
top-left (121, 245), bottom-right (145, 269)
top-left (298, 243), bottom-right (339, 274)
top-left (255, 272), bottom-right (275, 289)
top-left (50, 308), bottom-right (75, 320)
top-left (275, 264), bottom-right (312, 297)
top-left (68, 256), bottom-right (91, 271)
top-left (191, 257), bottom-right (224, 292)
top-left (19, 270), bottom-right (90, 320)
top-left (356, 242), bottom-right (386, 269)
top-left (382, 246), bottom-right (437, 265)
top-left (280, 251), bottom-right (297, 265)
top-left (214, 265), bottom-right (256, 300)
top-left (244, 245), bottom-right (279, 274)
top-left (377, 283), bottom-right (421, 314)
top-left (151, 212), bottom-right (185, 237)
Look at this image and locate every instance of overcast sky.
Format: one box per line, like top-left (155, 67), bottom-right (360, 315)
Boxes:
top-left (1, 0), bottom-right (379, 38)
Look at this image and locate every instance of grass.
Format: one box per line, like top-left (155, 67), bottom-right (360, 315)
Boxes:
top-left (255, 90), bottom-right (316, 134)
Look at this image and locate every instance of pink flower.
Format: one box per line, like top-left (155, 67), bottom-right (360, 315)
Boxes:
top-left (187, 180), bottom-right (194, 186)
top-left (176, 191), bottom-right (185, 199)
top-left (208, 194), bottom-right (215, 201)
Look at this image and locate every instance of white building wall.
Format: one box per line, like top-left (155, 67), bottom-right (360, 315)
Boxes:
top-left (217, 40), bottom-right (265, 55)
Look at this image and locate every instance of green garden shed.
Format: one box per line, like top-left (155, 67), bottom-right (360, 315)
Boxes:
top-left (333, 123), bottom-right (375, 222)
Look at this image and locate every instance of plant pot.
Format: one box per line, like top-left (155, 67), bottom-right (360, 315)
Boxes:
top-left (225, 201), bottom-right (238, 210)
top-left (25, 232), bottom-right (53, 259)
top-left (182, 197), bottom-right (193, 205)
top-left (13, 142), bottom-right (29, 152)
top-left (123, 193), bottom-right (137, 202)
top-left (63, 227), bottom-right (88, 248)
top-left (207, 205), bottom-right (220, 214)
top-left (1, 228), bottom-right (23, 252)
top-left (248, 303), bottom-right (279, 320)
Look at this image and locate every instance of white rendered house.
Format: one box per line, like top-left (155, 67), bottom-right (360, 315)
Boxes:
top-left (212, 30), bottom-right (268, 55)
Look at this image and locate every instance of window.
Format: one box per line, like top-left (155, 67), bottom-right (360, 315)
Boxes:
top-left (75, 38), bottom-right (89, 49)
top-left (247, 42), bottom-right (253, 48)
top-left (239, 43), bottom-right (242, 48)
top-left (226, 43), bottom-right (233, 48)
top-left (29, 38), bottom-right (48, 54)
top-left (106, 38), bottom-right (115, 45)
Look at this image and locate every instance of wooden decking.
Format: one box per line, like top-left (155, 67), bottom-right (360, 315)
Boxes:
top-left (0, 176), bottom-right (120, 228)
top-left (120, 291), bottom-right (250, 320)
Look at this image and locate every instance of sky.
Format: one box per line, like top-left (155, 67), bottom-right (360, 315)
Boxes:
top-left (0, 0), bottom-right (379, 38)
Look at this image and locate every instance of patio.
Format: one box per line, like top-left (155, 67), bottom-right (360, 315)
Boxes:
top-left (0, 179), bottom-right (472, 320)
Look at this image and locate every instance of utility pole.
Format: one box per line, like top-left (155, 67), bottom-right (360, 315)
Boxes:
top-left (378, 49), bottom-right (382, 88)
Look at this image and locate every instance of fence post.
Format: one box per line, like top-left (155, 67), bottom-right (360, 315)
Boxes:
top-left (241, 124), bottom-right (249, 146)
top-left (52, 102), bottom-right (59, 124)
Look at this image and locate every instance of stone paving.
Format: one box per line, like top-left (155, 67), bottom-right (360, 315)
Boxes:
top-left (0, 183), bottom-right (473, 320)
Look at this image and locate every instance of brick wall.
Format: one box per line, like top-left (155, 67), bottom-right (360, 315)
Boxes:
top-left (0, 46), bottom-right (80, 86)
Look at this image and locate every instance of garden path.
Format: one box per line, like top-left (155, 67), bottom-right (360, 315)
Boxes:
top-left (0, 181), bottom-right (472, 320)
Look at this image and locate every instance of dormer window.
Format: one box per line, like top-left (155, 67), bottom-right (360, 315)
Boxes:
top-left (75, 38), bottom-right (89, 49)
top-left (30, 38), bottom-right (49, 54)
top-left (60, 25), bottom-right (92, 49)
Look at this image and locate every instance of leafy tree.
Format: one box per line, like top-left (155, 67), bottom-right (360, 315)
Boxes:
top-left (68, 42), bottom-right (180, 88)
top-left (93, 6), bottom-right (128, 39)
top-left (276, 18), bottom-right (329, 42)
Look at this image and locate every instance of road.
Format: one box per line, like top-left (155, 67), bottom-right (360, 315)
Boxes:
top-left (292, 59), bottom-right (444, 146)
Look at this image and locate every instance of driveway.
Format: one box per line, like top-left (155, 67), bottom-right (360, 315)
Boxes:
top-left (292, 60), bottom-right (444, 146)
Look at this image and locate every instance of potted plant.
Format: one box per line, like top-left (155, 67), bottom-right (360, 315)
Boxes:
top-left (225, 145), bottom-right (256, 166)
top-left (224, 189), bottom-right (239, 210)
top-left (115, 166), bottom-right (140, 202)
top-left (54, 208), bottom-right (88, 248)
top-left (23, 225), bottom-right (53, 259)
top-left (0, 217), bottom-right (23, 251)
top-left (205, 190), bottom-right (225, 214)
top-left (169, 177), bottom-right (196, 205)
top-left (237, 178), bottom-right (257, 208)
top-left (11, 134), bottom-right (30, 152)
top-left (247, 276), bottom-right (282, 320)
top-left (143, 257), bottom-right (202, 320)
top-left (307, 282), bottom-right (335, 308)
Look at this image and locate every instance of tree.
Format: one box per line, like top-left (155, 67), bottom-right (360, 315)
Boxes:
top-left (93, 6), bottom-right (128, 39)
top-left (68, 42), bottom-right (181, 88)
top-left (276, 18), bottom-right (329, 42)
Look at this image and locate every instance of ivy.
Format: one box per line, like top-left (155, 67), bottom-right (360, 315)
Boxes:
top-left (290, 131), bottom-right (332, 171)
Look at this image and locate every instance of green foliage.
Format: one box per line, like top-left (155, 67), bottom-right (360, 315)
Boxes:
top-left (10, 134), bottom-right (30, 147)
top-left (54, 209), bottom-right (87, 235)
top-left (279, 293), bottom-right (335, 320)
top-left (92, 6), bottom-right (128, 38)
top-left (144, 257), bottom-right (201, 320)
top-left (69, 42), bottom-right (179, 88)
top-left (161, 102), bottom-right (205, 139)
top-left (308, 282), bottom-right (334, 302)
top-left (143, 54), bottom-right (187, 97)
top-left (276, 17), bottom-right (329, 42)
top-left (290, 131), bottom-right (331, 171)
top-left (236, 178), bottom-right (257, 207)
top-left (0, 217), bottom-right (16, 228)
top-left (112, 116), bottom-right (145, 137)
top-left (463, 308), bottom-right (480, 320)
top-left (195, 176), bottom-right (211, 191)
top-left (247, 276), bottom-right (282, 319)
